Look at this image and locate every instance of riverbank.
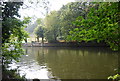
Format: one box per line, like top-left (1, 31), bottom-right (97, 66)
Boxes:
top-left (22, 42), bottom-right (108, 47)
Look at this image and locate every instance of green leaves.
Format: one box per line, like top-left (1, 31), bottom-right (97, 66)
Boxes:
top-left (2, 42), bottom-right (24, 65)
top-left (108, 74), bottom-right (120, 80)
top-left (44, 11), bottom-right (61, 42)
top-left (34, 25), bottom-right (44, 38)
top-left (67, 2), bottom-right (119, 51)
top-left (23, 17), bottom-right (31, 25)
top-left (2, 2), bottom-right (31, 66)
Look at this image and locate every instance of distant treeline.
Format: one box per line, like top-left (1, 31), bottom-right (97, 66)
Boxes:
top-left (27, 2), bottom-right (119, 51)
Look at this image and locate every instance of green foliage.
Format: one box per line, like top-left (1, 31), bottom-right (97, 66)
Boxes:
top-left (33, 18), bottom-right (45, 43)
top-left (23, 17), bottom-right (31, 25)
top-left (43, 2), bottom-right (91, 42)
top-left (2, 2), bottom-right (23, 19)
top-left (34, 25), bottom-right (44, 38)
top-left (34, 25), bottom-right (44, 42)
top-left (2, 2), bottom-right (31, 79)
top-left (2, 2), bottom-right (23, 43)
top-left (2, 42), bottom-right (24, 65)
top-left (67, 2), bottom-right (120, 51)
top-left (58, 2), bottom-right (90, 38)
top-left (44, 11), bottom-right (60, 42)
top-left (36, 18), bottom-right (43, 25)
top-left (2, 2), bottom-right (31, 67)
top-left (108, 74), bottom-right (120, 80)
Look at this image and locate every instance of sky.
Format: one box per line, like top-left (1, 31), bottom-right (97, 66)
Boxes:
top-left (18, 0), bottom-right (119, 20)
top-left (18, 0), bottom-right (75, 20)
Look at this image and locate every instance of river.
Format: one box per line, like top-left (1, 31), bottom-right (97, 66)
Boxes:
top-left (8, 47), bottom-right (118, 79)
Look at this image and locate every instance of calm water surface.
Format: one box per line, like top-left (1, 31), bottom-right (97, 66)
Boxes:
top-left (9, 47), bottom-right (118, 79)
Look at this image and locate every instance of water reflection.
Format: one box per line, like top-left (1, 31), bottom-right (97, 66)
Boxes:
top-left (43, 47), bottom-right (118, 79)
top-left (9, 47), bottom-right (118, 79)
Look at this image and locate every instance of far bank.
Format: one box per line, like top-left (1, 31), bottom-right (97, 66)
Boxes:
top-left (22, 42), bottom-right (108, 47)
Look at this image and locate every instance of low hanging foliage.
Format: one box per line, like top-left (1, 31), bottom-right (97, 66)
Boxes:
top-left (67, 2), bottom-right (120, 51)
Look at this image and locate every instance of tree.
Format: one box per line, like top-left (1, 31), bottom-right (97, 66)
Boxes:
top-left (2, 2), bottom-right (23, 43)
top-left (33, 18), bottom-right (45, 43)
top-left (67, 2), bottom-right (120, 51)
top-left (34, 25), bottom-right (44, 43)
top-left (2, 2), bottom-right (31, 67)
top-left (44, 11), bottom-right (60, 42)
top-left (43, 2), bottom-right (92, 42)
top-left (58, 2), bottom-right (90, 39)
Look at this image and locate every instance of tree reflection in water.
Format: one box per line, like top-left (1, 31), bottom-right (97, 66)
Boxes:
top-left (8, 47), bottom-right (119, 79)
top-left (34, 47), bottom-right (118, 79)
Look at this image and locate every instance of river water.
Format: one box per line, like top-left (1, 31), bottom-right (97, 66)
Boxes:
top-left (8, 47), bottom-right (118, 79)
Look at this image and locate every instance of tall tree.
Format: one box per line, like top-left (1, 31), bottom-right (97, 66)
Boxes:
top-left (2, 2), bottom-right (23, 43)
top-left (67, 2), bottom-right (120, 51)
top-left (34, 25), bottom-right (44, 43)
top-left (58, 2), bottom-right (90, 39)
top-left (44, 11), bottom-right (60, 42)
top-left (33, 18), bottom-right (45, 43)
top-left (2, 2), bottom-right (31, 66)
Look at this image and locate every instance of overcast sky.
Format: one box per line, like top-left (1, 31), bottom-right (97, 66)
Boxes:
top-left (18, 0), bottom-right (75, 20)
top-left (18, 0), bottom-right (119, 20)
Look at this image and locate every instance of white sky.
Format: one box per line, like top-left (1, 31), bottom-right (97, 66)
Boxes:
top-left (19, 0), bottom-right (75, 20)
top-left (50, 0), bottom-right (75, 11)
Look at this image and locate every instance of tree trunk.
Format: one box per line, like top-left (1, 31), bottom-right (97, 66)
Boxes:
top-left (37, 37), bottom-right (39, 42)
top-left (25, 39), bottom-right (27, 43)
top-left (42, 37), bottom-right (44, 43)
top-left (53, 31), bottom-right (57, 42)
